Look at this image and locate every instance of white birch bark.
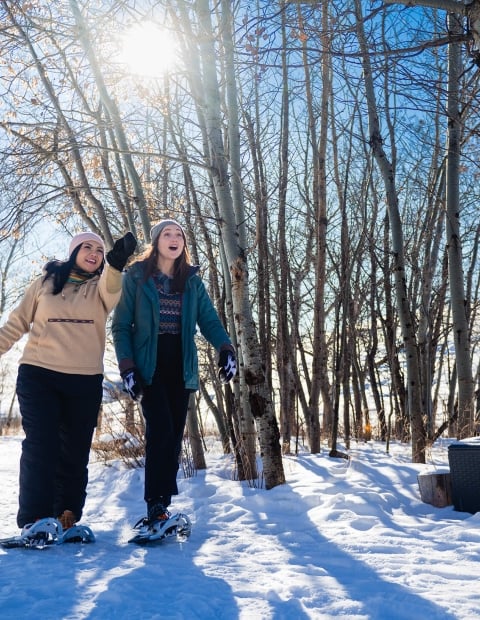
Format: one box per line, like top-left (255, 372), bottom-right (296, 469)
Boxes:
top-left (194, 0), bottom-right (285, 489)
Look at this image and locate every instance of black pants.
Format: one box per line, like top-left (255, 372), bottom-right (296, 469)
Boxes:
top-left (15, 364), bottom-right (102, 528)
top-left (141, 335), bottom-right (190, 507)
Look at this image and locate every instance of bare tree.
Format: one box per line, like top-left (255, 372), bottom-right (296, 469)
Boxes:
top-left (353, 0), bottom-right (427, 462)
top-left (192, 0), bottom-right (285, 489)
top-left (385, 0), bottom-right (477, 439)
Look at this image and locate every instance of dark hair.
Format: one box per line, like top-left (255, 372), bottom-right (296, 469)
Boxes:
top-left (141, 242), bottom-right (192, 293)
top-left (43, 244), bottom-right (103, 295)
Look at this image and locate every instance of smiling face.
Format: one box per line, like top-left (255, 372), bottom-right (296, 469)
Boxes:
top-left (75, 241), bottom-right (105, 273)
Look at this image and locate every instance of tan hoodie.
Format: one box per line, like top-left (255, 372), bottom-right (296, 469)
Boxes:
top-left (0, 264), bottom-right (122, 375)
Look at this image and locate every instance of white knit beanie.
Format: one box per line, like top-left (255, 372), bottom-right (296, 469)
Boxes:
top-left (69, 232), bottom-right (105, 256)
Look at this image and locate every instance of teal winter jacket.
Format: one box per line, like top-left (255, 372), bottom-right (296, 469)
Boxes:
top-left (111, 262), bottom-right (232, 390)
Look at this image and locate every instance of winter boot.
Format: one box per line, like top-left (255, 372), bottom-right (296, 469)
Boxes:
top-left (57, 510), bottom-right (76, 531)
top-left (147, 499), bottom-right (171, 525)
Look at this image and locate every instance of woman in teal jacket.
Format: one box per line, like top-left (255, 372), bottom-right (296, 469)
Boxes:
top-left (112, 219), bottom-right (236, 532)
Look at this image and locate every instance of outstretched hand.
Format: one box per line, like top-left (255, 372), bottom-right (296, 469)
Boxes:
top-left (106, 232), bottom-right (137, 271)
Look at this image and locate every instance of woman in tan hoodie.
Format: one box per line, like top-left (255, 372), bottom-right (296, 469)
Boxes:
top-left (0, 231), bottom-right (135, 534)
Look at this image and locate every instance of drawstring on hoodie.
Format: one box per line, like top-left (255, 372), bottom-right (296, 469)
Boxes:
top-left (62, 267), bottom-right (99, 299)
top-left (62, 272), bottom-right (96, 299)
top-left (61, 280), bottom-right (91, 299)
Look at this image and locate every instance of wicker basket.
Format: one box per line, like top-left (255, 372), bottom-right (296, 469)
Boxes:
top-left (448, 438), bottom-right (480, 514)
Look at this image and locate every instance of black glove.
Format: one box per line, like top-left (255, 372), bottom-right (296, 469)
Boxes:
top-left (121, 368), bottom-right (143, 401)
top-left (218, 349), bottom-right (237, 384)
top-left (106, 232), bottom-right (137, 271)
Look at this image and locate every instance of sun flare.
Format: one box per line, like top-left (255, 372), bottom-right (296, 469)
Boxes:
top-left (118, 22), bottom-right (179, 77)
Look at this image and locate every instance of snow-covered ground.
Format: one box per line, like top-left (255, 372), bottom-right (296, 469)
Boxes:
top-left (1, 434), bottom-right (479, 619)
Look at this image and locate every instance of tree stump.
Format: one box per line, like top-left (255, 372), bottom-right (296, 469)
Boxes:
top-left (417, 471), bottom-right (452, 508)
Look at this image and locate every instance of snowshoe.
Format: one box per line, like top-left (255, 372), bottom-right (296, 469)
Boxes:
top-left (60, 524), bottom-right (95, 544)
top-left (128, 512), bottom-right (192, 545)
top-left (0, 517), bottom-right (63, 549)
top-left (0, 518), bottom-right (95, 549)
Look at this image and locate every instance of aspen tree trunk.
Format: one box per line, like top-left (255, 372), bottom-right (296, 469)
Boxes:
top-left (313, 0), bottom-right (333, 453)
top-left (196, 0), bottom-right (285, 489)
top-left (296, 1), bottom-right (332, 453)
top-left (243, 112), bottom-right (272, 395)
top-left (219, 2), bottom-right (259, 477)
top-left (365, 192), bottom-right (388, 440)
top-left (379, 210), bottom-right (409, 439)
top-left (332, 214), bottom-right (349, 453)
top-left (417, 170), bottom-right (446, 438)
top-left (354, 0), bottom-right (426, 462)
top-left (170, 1), bottom-right (259, 479)
top-left (186, 394), bottom-right (207, 471)
top-left (445, 13), bottom-right (475, 437)
top-left (199, 380), bottom-right (231, 454)
top-left (277, 3), bottom-right (297, 454)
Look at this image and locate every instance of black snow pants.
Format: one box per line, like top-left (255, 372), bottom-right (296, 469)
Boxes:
top-left (15, 363), bottom-right (102, 528)
top-left (140, 334), bottom-right (190, 508)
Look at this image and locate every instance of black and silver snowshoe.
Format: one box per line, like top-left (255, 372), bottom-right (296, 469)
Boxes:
top-left (128, 512), bottom-right (192, 545)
